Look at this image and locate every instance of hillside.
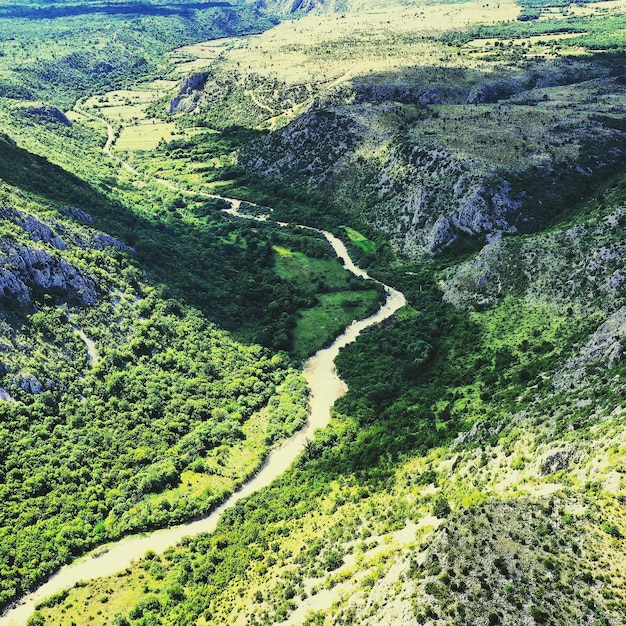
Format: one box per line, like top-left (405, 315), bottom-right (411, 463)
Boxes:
top-left (0, 0), bottom-right (625, 625)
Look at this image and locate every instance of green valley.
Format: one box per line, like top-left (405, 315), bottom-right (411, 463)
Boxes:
top-left (0, 0), bottom-right (625, 625)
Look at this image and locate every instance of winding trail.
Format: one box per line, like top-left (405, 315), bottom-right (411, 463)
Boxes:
top-left (74, 328), bottom-right (100, 366)
top-left (0, 107), bottom-right (406, 626)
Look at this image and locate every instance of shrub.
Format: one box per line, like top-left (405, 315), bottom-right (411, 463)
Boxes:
top-left (432, 495), bottom-right (451, 518)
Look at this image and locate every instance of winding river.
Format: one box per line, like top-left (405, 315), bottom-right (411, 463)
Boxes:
top-left (0, 205), bottom-right (405, 626)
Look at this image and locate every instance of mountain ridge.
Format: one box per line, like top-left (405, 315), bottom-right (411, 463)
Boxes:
top-left (0, 0), bottom-right (626, 624)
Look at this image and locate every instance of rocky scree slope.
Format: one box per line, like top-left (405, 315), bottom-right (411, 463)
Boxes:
top-left (443, 196), bottom-right (626, 391)
top-left (441, 205), bottom-right (626, 316)
top-left (0, 187), bottom-right (132, 402)
top-left (237, 65), bottom-right (626, 256)
top-left (168, 65), bottom-right (312, 127)
top-left (0, 204), bottom-right (130, 308)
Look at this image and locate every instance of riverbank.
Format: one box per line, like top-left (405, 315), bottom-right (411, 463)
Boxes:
top-left (0, 214), bottom-right (405, 626)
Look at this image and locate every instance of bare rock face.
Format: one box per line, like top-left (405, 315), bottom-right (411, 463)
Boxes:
top-left (0, 240), bottom-right (98, 305)
top-left (240, 110), bottom-right (362, 188)
top-left (541, 447), bottom-right (579, 475)
top-left (0, 204), bottom-right (134, 306)
top-left (441, 239), bottom-right (521, 311)
top-left (8, 202), bottom-right (129, 247)
top-left (442, 206), bottom-right (626, 314)
top-left (60, 206), bottom-right (95, 224)
top-left (15, 373), bottom-right (44, 395)
top-left (90, 233), bottom-right (132, 252)
top-left (0, 387), bottom-right (15, 402)
top-left (168, 71), bottom-right (210, 114)
top-left (0, 206), bottom-right (66, 250)
top-left (25, 104), bottom-right (72, 126)
top-left (0, 266), bottom-right (30, 303)
top-left (241, 107), bottom-right (522, 253)
top-left (21, 214), bottom-right (67, 250)
top-left (554, 306), bottom-right (626, 391)
top-left (375, 146), bottom-right (521, 253)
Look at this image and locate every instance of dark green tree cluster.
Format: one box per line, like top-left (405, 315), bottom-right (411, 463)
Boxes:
top-left (0, 2), bottom-right (277, 108)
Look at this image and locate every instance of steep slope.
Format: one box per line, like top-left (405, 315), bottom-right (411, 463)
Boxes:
top-left (3, 0), bottom-right (626, 625)
top-left (165, 1), bottom-right (626, 256)
top-left (0, 163), bottom-right (316, 612)
top-left (238, 60), bottom-right (626, 257)
top-left (0, 1), bottom-right (277, 108)
top-left (34, 175), bottom-right (626, 625)
top-left (0, 28), bottom-right (379, 616)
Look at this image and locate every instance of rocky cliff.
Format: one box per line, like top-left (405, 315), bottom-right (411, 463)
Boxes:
top-left (238, 69), bottom-right (626, 255)
top-left (0, 204), bottom-right (131, 307)
top-left (239, 106), bottom-right (527, 254)
top-left (441, 206), bottom-right (626, 314)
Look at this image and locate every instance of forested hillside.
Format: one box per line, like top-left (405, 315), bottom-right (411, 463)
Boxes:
top-left (0, 0), bottom-right (625, 625)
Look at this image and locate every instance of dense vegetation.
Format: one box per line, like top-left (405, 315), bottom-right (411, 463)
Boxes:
top-left (0, 2), bottom-right (276, 108)
top-left (1, 0), bottom-right (626, 624)
top-left (0, 1), bottom-right (386, 613)
top-left (33, 171), bottom-right (626, 625)
top-left (0, 177), bottom-right (323, 610)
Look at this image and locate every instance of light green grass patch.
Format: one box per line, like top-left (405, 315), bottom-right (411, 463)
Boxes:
top-left (219, 231), bottom-right (245, 247)
top-left (116, 122), bottom-right (180, 151)
top-left (274, 247), bottom-right (355, 292)
top-left (272, 244), bottom-right (296, 257)
top-left (292, 290), bottom-right (381, 359)
top-left (395, 305), bottom-right (419, 320)
top-left (344, 226), bottom-right (376, 254)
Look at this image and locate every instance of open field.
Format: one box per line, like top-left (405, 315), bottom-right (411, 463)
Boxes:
top-left (78, 0), bottom-right (626, 155)
top-left (170, 38), bottom-right (238, 76)
top-left (216, 0), bottom-right (520, 85)
top-left (84, 89), bottom-right (165, 122)
top-left (465, 31), bottom-right (586, 47)
top-left (83, 81), bottom-right (195, 151)
top-left (292, 290), bottom-right (382, 359)
top-left (116, 121), bottom-right (180, 151)
top-left (544, 0), bottom-right (626, 16)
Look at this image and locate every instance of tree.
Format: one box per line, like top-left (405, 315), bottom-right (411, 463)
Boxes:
top-left (432, 495), bottom-right (451, 518)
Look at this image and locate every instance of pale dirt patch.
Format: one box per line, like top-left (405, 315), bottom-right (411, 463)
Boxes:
top-left (276, 517), bottom-right (440, 626)
top-left (137, 79), bottom-right (179, 91)
top-left (75, 328), bottom-right (100, 366)
top-left (175, 37), bottom-right (238, 58)
top-left (518, 482), bottom-right (563, 498)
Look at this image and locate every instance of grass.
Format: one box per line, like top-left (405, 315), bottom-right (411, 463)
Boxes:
top-left (292, 290), bottom-right (381, 359)
top-left (274, 245), bottom-right (358, 292)
top-left (215, 0), bottom-right (520, 87)
top-left (85, 92), bottom-right (160, 124)
top-left (344, 226), bottom-right (376, 255)
top-left (465, 31), bottom-right (586, 47)
top-left (83, 85), bottom-right (198, 152)
top-left (116, 121), bottom-right (180, 151)
top-left (133, 407), bottom-right (277, 525)
top-left (271, 243), bottom-right (383, 358)
top-left (170, 38), bottom-right (235, 76)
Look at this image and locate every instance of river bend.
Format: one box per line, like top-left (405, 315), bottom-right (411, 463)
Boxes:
top-left (0, 212), bottom-right (405, 626)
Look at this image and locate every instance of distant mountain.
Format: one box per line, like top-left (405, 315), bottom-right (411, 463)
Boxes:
top-left (255, 0), bottom-right (324, 13)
